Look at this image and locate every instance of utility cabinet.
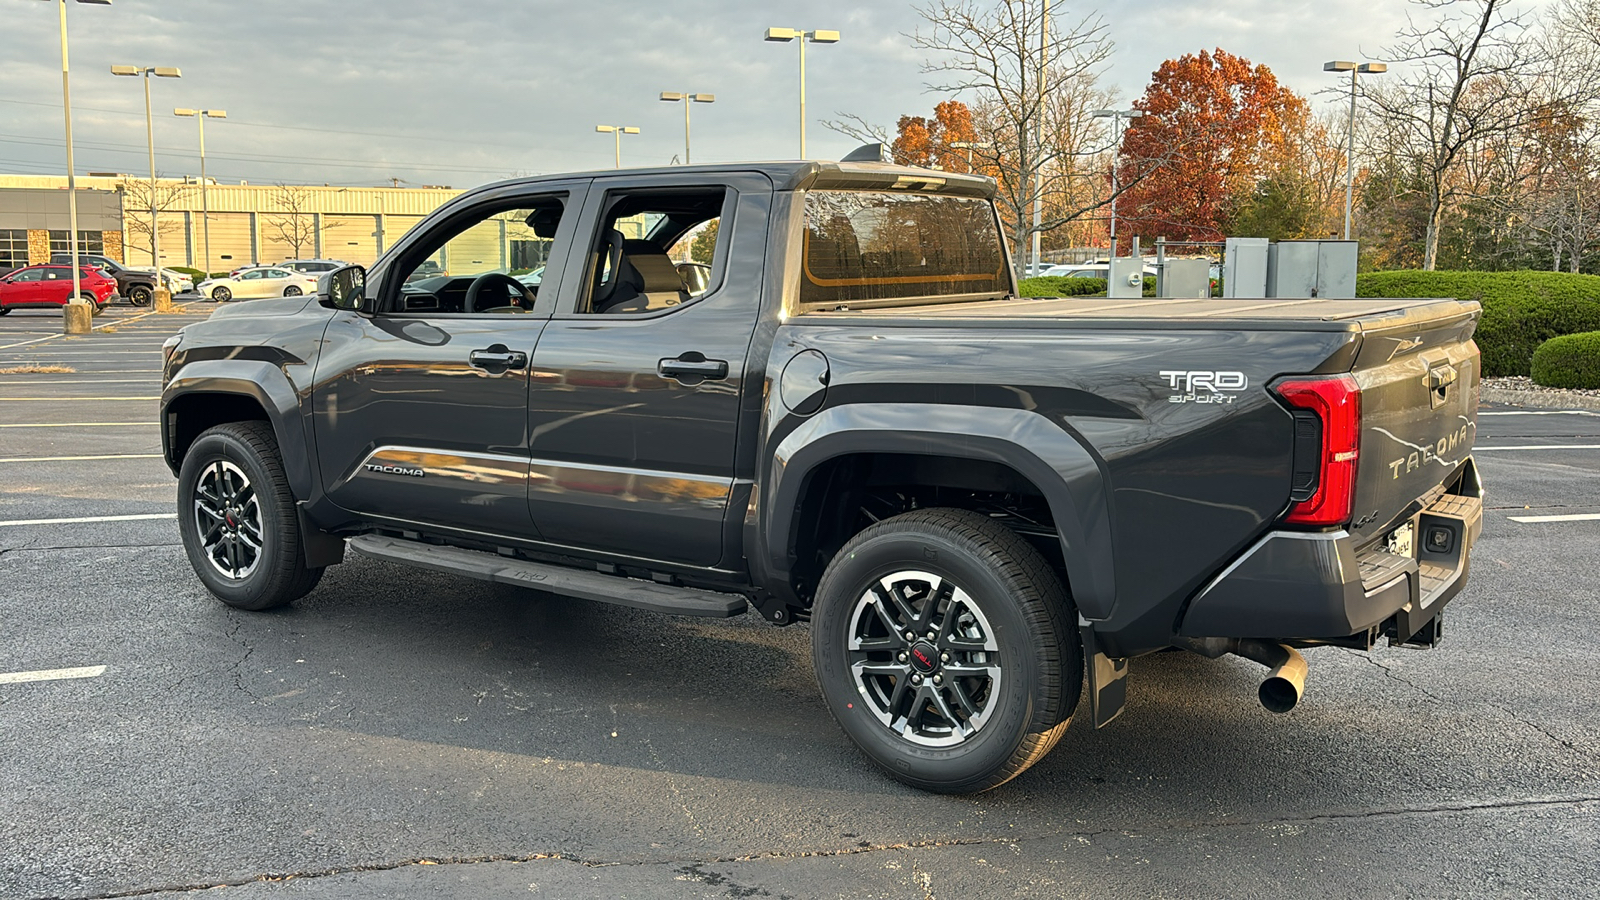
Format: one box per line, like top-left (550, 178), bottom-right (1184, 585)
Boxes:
top-left (1107, 256), bottom-right (1145, 299)
top-left (1160, 258), bottom-right (1211, 299)
top-left (1222, 237), bottom-right (1269, 298)
top-left (1266, 240), bottom-right (1356, 299)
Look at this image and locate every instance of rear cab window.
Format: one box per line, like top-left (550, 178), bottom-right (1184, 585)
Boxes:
top-left (798, 190), bottom-right (1010, 312)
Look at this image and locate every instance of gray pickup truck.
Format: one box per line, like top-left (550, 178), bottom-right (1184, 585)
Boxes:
top-left (160, 151), bottom-right (1483, 792)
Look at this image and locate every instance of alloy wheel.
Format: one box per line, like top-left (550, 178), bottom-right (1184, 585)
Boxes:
top-left (194, 460), bottom-right (264, 580)
top-left (847, 570), bottom-right (1003, 747)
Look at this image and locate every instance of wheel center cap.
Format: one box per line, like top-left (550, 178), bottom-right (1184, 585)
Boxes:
top-left (908, 641), bottom-right (939, 674)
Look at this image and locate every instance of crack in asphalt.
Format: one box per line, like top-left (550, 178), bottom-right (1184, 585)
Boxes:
top-left (0, 543), bottom-right (182, 554)
top-left (1343, 649), bottom-right (1579, 752)
top-left (30, 795), bottom-right (1600, 900)
top-left (223, 620), bottom-right (258, 701)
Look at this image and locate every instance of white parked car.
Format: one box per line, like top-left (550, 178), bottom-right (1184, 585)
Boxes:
top-left (198, 266), bottom-right (320, 302)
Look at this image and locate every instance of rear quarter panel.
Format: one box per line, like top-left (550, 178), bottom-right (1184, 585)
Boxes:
top-left (764, 317), bottom-right (1359, 653)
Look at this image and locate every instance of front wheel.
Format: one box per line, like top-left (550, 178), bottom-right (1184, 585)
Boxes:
top-left (212, 286), bottom-right (232, 302)
top-left (284, 285), bottom-right (302, 297)
top-left (177, 421), bottom-right (323, 610)
top-left (811, 508), bottom-right (1080, 793)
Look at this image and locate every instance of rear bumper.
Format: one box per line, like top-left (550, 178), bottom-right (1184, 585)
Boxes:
top-left (1179, 459), bottom-right (1483, 643)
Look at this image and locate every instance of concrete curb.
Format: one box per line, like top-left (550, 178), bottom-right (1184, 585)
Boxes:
top-left (1482, 387), bottom-right (1600, 411)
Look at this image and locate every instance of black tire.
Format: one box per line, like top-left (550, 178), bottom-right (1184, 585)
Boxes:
top-left (83, 294), bottom-right (104, 316)
top-left (284, 285), bottom-right (302, 297)
top-left (177, 421), bottom-right (324, 610)
top-left (811, 508), bottom-right (1080, 793)
top-left (129, 284), bottom-right (153, 306)
top-left (213, 286), bottom-right (231, 302)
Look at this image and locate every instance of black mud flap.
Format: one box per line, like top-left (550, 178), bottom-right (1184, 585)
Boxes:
top-left (1080, 616), bottom-right (1127, 729)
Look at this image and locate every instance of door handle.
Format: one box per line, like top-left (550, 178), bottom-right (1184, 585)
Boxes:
top-left (469, 344), bottom-right (528, 370)
top-left (658, 352), bottom-right (729, 384)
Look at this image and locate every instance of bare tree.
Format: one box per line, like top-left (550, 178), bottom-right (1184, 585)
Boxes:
top-left (118, 179), bottom-right (190, 266)
top-left (263, 184), bottom-right (327, 259)
top-left (908, 0), bottom-right (1118, 278)
top-left (1365, 0), bottom-right (1552, 270)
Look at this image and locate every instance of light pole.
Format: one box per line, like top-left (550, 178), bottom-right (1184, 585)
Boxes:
top-left (1323, 60), bottom-right (1386, 241)
top-left (174, 108), bottom-right (224, 277)
top-left (41, 0), bottom-right (112, 334)
top-left (948, 140), bottom-right (995, 175)
top-left (594, 125), bottom-right (640, 168)
top-left (1091, 108), bottom-right (1145, 258)
top-left (659, 92), bottom-right (715, 165)
top-left (764, 27), bottom-right (839, 158)
top-left (110, 64), bottom-right (180, 288)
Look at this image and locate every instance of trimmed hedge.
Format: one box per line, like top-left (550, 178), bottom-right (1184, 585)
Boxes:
top-left (1018, 275), bottom-right (1158, 298)
top-left (1019, 276), bottom-right (1108, 297)
top-left (1531, 331), bottom-right (1600, 389)
top-left (1357, 270), bottom-right (1600, 377)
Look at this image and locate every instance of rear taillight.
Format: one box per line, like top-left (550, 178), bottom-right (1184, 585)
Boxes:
top-left (1275, 375), bottom-right (1361, 527)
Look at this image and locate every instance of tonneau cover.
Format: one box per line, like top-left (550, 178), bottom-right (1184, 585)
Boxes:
top-left (805, 296), bottom-right (1478, 328)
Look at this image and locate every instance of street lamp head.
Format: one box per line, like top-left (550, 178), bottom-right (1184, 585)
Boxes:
top-left (1357, 62), bottom-right (1387, 74)
top-left (596, 125), bottom-right (616, 133)
top-left (690, 93), bottom-right (715, 103)
top-left (110, 64), bottom-right (139, 76)
top-left (1128, 110), bottom-right (1147, 118)
top-left (173, 108), bottom-right (196, 117)
top-left (153, 67), bottom-right (181, 77)
top-left (765, 27), bottom-right (800, 42)
top-left (809, 30), bottom-right (840, 43)
top-left (1091, 109), bottom-right (1115, 118)
top-left (1324, 60), bottom-right (1357, 72)
top-left (621, 127), bottom-right (640, 135)
top-left (660, 91), bottom-right (685, 101)
top-left (203, 109), bottom-right (226, 118)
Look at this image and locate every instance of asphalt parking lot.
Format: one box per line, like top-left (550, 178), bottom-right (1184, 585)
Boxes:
top-left (1, 304), bottom-right (1597, 900)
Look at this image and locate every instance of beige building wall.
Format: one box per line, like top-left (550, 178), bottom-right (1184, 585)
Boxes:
top-left (0, 175), bottom-right (460, 269)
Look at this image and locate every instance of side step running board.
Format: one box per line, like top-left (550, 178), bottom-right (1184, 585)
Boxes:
top-left (347, 535), bottom-right (748, 618)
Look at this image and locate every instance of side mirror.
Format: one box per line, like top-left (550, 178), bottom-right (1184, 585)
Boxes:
top-left (318, 264), bottom-right (366, 311)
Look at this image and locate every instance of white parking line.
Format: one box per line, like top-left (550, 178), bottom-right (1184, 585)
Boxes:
top-left (0, 422), bottom-right (154, 428)
top-left (0, 379), bottom-right (157, 385)
top-left (1476, 444), bottom-right (1600, 451)
top-left (1508, 513), bottom-right (1600, 523)
top-left (0, 454), bottom-right (163, 463)
top-left (1480, 410), bottom-right (1600, 417)
top-left (0, 513), bottom-right (175, 527)
top-left (0, 397), bottom-right (159, 401)
top-left (0, 665), bottom-right (107, 685)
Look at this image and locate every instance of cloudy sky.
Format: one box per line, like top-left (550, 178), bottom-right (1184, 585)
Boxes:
top-left (0, 0), bottom-right (1542, 190)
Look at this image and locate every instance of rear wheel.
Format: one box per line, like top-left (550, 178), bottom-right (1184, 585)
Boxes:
top-left (284, 285), bottom-right (302, 297)
top-left (129, 284), bottom-right (153, 306)
top-left (213, 286), bottom-right (232, 302)
top-left (177, 421), bottom-right (324, 610)
top-left (811, 508), bottom-right (1080, 793)
top-left (81, 294), bottom-right (104, 316)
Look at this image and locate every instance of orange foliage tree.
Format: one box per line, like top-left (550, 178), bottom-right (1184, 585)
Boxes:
top-left (1115, 49), bottom-right (1310, 242)
top-left (891, 101), bottom-right (980, 171)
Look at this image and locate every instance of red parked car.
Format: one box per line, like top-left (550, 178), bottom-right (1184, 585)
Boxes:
top-left (0, 264), bottom-right (116, 316)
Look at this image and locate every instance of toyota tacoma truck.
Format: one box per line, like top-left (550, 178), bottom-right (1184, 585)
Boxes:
top-left (160, 149), bottom-right (1483, 793)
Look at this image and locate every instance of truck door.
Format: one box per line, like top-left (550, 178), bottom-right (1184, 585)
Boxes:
top-left (524, 173), bottom-right (771, 568)
top-left (312, 182), bottom-right (588, 539)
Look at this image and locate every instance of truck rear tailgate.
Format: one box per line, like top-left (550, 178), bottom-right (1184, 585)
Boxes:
top-left (1346, 300), bottom-right (1481, 546)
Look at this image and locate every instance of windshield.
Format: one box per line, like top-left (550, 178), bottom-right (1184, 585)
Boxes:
top-left (799, 190), bottom-right (1009, 310)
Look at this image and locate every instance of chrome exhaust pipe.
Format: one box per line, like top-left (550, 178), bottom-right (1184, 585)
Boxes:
top-left (1233, 640), bottom-right (1307, 714)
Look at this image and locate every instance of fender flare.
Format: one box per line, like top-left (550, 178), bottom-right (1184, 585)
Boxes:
top-left (756, 403), bottom-right (1116, 618)
top-left (160, 359), bottom-right (315, 501)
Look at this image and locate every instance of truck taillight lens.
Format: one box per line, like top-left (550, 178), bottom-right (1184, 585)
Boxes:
top-left (1275, 375), bottom-right (1361, 527)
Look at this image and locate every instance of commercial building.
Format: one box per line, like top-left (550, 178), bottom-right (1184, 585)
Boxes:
top-left (0, 175), bottom-right (463, 272)
top-left (0, 186), bottom-right (124, 271)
